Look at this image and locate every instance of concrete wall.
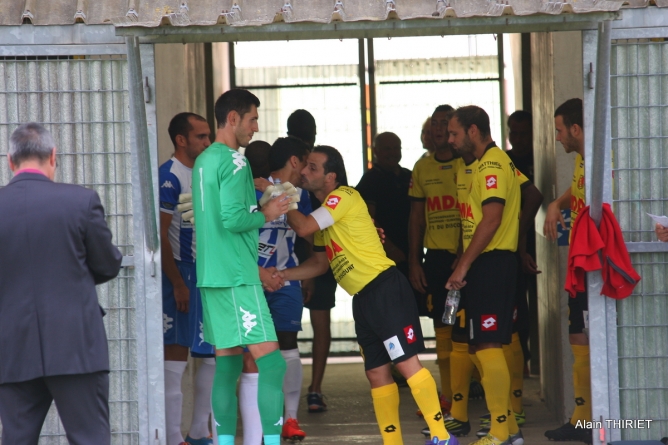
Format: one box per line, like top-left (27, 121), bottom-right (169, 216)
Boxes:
top-left (531, 30), bottom-right (584, 422)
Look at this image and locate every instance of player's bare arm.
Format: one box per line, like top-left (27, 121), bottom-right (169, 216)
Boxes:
top-left (544, 187), bottom-right (571, 241)
top-left (160, 212), bottom-right (189, 313)
top-left (447, 202), bottom-right (503, 290)
top-left (408, 200), bottom-right (428, 293)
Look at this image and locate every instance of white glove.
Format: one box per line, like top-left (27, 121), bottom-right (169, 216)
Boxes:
top-left (258, 182), bottom-right (300, 211)
top-left (177, 193), bottom-right (194, 224)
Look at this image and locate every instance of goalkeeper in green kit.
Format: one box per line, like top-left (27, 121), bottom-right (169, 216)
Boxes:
top-left (191, 89), bottom-right (293, 445)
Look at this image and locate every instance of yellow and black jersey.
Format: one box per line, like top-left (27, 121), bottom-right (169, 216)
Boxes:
top-left (409, 155), bottom-right (463, 253)
top-left (314, 186), bottom-right (394, 295)
top-left (570, 153), bottom-right (585, 230)
top-left (461, 145), bottom-right (522, 253)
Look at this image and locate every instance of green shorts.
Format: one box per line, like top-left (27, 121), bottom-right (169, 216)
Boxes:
top-left (200, 284), bottom-right (277, 349)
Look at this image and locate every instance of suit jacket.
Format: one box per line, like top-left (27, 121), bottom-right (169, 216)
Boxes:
top-left (0, 173), bottom-right (123, 384)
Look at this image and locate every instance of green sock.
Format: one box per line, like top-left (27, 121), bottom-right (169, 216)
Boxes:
top-left (212, 355), bottom-right (243, 439)
top-left (256, 349), bottom-right (287, 440)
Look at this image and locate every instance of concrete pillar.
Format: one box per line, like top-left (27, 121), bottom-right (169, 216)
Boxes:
top-left (531, 30), bottom-right (584, 422)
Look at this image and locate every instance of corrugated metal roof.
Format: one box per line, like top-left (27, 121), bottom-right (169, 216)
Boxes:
top-left (0, 0), bottom-right (665, 27)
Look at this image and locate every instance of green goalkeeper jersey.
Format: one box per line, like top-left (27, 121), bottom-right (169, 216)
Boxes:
top-left (193, 142), bottom-right (265, 287)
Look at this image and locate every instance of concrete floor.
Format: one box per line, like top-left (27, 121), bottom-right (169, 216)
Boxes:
top-left (232, 355), bottom-right (562, 444)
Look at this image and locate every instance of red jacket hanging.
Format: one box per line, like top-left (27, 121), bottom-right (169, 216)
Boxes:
top-left (565, 203), bottom-right (640, 299)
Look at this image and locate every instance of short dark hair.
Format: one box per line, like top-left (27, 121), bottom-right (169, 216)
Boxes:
top-left (168, 112), bottom-right (207, 147)
top-left (453, 105), bottom-right (491, 139)
top-left (214, 89), bottom-right (260, 129)
top-left (269, 137), bottom-right (310, 172)
top-left (9, 123), bottom-right (55, 165)
top-left (508, 110), bottom-right (532, 127)
top-left (312, 145), bottom-right (348, 187)
top-left (287, 109), bottom-right (316, 145)
top-left (433, 104), bottom-right (455, 114)
top-left (554, 98), bottom-right (583, 129)
top-left (245, 140), bottom-right (271, 179)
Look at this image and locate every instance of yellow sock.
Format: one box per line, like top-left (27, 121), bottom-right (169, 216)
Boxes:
top-left (476, 348), bottom-right (510, 441)
top-left (435, 326), bottom-right (453, 401)
top-left (407, 368), bottom-right (450, 441)
top-left (470, 353), bottom-right (483, 378)
top-left (569, 345), bottom-right (591, 425)
top-left (450, 341), bottom-right (474, 421)
top-left (501, 345), bottom-right (519, 435)
top-left (371, 383), bottom-right (403, 445)
top-left (510, 332), bottom-right (525, 415)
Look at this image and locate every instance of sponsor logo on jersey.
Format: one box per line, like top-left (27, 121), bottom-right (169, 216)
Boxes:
top-left (439, 164), bottom-right (453, 170)
top-left (481, 314), bottom-right (498, 331)
top-left (325, 239), bottom-right (343, 261)
top-left (485, 175), bottom-right (498, 189)
top-left (258, 241), bottom-right (277, 259)
top-left (240, 306), bottom-right (257, 336)
top-left (459, 201), bottom-right (474, 220)
top-left (404, 325), bottom-right (417, 344)
top-left (383, 335), bottom-right (405, 360)
top-left (577, 175), bottom-right (584, 190)
top-left (465, 169), bottom-right (473, 174)
top-left (325, 195), bottom-right (341, 209)
top-left (161, 180), bottom-right (175, 189)
top-left (232, 151), bottom-right (247, 175)
top-left (426, 195), bottom-right (457, 212)
top-left (571, 195), bottom-right (585, 219)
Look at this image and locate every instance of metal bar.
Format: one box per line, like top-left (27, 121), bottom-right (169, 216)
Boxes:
top-left (0, 45), bottom-right (127, 57)
top-left (114, 12), bottom-right (621, 44)
top-left (236, 82), bottom-right (357, 90)
top-left (378, 77), bottom-right (500, 85)
top-left (125, 36), bottom-right (158, 252)
top-left (497, 33), bottom-right (507, 151)
top-left (358, 38), bottom-right (367, 175)
top-left (0, 24), bottom-right (124, 46)
top-left (367, 37), bottom-right (377, 165)
top-left (228, 41), bottom-right (236, 89)
top-left (624, 242), bottom-right (668, 253)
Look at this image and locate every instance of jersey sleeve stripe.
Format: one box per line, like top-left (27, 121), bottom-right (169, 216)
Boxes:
top-left (482, 197), bottom-right (506, 206)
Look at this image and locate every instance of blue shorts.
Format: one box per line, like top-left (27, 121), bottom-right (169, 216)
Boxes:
top-left (163, 261), bottom-right (215, 357)
top-left (265, 285), bottom-right (303, 332)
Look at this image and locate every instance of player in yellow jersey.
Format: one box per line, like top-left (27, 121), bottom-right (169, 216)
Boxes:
top-left (280, 145), bottom-right (456, 445)
top-left (446, 106), bottom-right (522, 445)
top-left (543, 98), bottom-right (592, 444)
top-left (409, 105), bottom-right (462, 418)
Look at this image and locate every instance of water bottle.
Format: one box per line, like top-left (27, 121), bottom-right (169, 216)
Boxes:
top-left (271, 177), bottom-right (286, 224)
top-left (442, 289), bottom-right (460, 325)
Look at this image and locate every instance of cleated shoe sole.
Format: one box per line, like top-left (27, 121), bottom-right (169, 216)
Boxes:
top-left (443, 417), bottom-right (471, 437)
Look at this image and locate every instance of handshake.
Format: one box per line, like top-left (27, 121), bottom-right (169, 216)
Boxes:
top-left (176, 181), bottom-right (300, 225)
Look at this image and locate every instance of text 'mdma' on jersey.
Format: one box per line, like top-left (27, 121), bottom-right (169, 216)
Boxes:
top-left (408, 155), bottom-right (463, 254)
top-left (193, 142), bottom-right (266, 288)
top-left (313, 186), bottom-right (394, 295)
top-left (462, 146), bottom-right (521, 253)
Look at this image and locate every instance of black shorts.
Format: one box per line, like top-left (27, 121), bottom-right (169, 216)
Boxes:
top-left (451, 288), bottom-right (469, 343)
top-left (466, 250), bottom-right (517, 345)
top-left (568, 290), bottom-right (589, 334)
top-left (304, 269), bottom-right (337, 311)
top-left (353, 267), bottom-right (426, 370)
top-left (422, 249), bottom-right (457, 319)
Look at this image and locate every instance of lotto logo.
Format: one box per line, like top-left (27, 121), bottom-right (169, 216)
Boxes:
top-left (326, 195), bottom-right (341, 209)
top-left (404, 325), bottom-right (416, 344)
top-left (481, 314), bottom-right (498, 331)
top-left (485, 175), bottom-right (498, 189)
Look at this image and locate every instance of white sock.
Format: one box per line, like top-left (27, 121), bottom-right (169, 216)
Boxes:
top-left (164, 360), bottom-right (187, 445)
top-left (281, 349), bottom-right (303, 420)
top-left (239, 372), bottom-right (263, 445)
top-left (189, 357), bottom-right (215, 439)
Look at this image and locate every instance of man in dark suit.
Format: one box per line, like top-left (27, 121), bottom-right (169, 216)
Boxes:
top-left (0, 123), bottom-right (123, 445)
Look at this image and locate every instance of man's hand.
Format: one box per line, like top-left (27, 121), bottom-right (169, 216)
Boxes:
top-left (543, 201), bottom-right (566, 241)
top-left (409, 263), bottom-right (428, 294)
top-left (174, 283), bottom-right (190, 313)
top-left (372, 220), bottom-right (386, 244)
top-left (254, 177), bottom-right (272, 192)
top-left (302, 278), bottom-right (315, 304)
top-left (520, 252), bottom-right (542, 275)
top-left (260, 192), bottom-right (290, 222)
top-left (445, 264), bottom-right (468, 291)
top-left (656, 223), bottom-right (668, 242)
top-left (260, 266), bottom-right (284, 292)
top-left (177, 193), bottom-right (194, 224)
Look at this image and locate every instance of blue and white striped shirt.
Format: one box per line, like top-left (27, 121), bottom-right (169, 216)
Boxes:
top-left (159, 157), bottom-right (195, 263)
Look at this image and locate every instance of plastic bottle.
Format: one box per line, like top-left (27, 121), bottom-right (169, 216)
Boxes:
top-left (271, 177), bottom-right (287, 224)
top-left (442, 289), bottom-right (461, 325)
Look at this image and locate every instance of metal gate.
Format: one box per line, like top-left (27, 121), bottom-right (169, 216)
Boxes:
top-left (0, 47), bottom-right (159, 444)
top-left (610, 37), bottom-right (668, 440)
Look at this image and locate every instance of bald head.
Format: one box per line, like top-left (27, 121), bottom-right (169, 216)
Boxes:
top-left (373, 132), bottom-right (402, 172)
